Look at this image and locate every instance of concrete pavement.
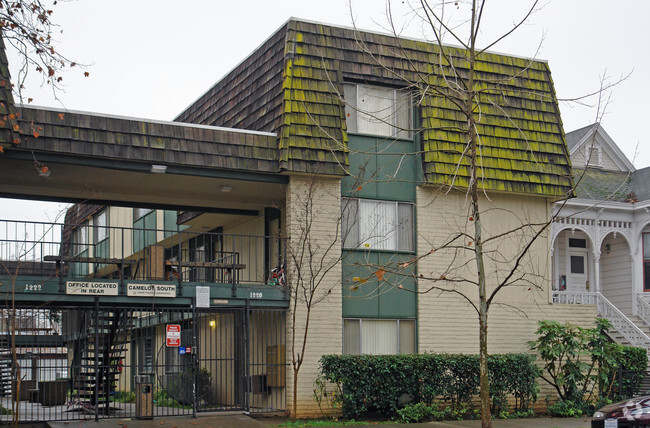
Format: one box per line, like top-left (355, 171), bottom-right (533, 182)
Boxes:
top-left (46, 414), bottom-right (593, 428)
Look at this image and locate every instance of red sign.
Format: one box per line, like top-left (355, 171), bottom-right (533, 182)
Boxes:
top-left (166, 324), bottom-right (181, 347)
top-left (185, 346), bottom-right (192, 354)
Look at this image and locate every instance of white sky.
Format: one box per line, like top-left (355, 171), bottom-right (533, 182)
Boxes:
top-left (1, 0), bottom-right (649, 221)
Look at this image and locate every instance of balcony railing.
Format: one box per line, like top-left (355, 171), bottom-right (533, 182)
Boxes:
top-left (0, 219), bottom-right (285, 291)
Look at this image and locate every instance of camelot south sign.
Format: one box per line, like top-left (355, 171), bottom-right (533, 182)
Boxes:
top-left (127, 283), bottom-right (176, 298)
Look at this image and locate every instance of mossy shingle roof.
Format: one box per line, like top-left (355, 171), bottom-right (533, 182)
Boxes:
top-left (177, 19), bottom-right (572, 196)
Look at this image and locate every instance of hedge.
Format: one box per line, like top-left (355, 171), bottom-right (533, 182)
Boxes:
top-left (319, 353), bottom-right (539, 419)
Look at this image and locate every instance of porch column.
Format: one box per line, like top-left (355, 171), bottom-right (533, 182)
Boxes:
top-left (593, 251), bottom-right (600, 294)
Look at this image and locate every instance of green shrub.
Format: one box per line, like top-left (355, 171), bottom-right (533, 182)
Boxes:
top-left (546, 399), bottom-right (585, 418)
top-left (396, 402), bottom-right (433, 423)
top-left (319, 353), bottom-right (539, 419)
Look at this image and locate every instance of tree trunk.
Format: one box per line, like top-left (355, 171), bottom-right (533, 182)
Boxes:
top-left (292, 366), bottom-right (299, 421)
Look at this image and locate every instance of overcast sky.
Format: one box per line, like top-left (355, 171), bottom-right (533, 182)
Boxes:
top-left (1, 0), bottom-right (648, 221)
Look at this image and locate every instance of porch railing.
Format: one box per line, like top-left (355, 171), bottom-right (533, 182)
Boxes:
top-left (636, 295), bottom-right (650, 327)
top-left (551, 290), bottom-right (597, 304)
top-left (553, 291), bottom-right (650, 353)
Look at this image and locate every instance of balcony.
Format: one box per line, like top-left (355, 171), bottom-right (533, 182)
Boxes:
top-left (0, 219), bottom-right (288, 307)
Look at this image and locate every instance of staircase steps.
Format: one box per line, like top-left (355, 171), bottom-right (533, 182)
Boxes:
top-left (71, 310), bottom-right (131, 406)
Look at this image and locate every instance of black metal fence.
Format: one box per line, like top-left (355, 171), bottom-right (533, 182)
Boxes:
top-left (0, 304), bottom-right (287, 422)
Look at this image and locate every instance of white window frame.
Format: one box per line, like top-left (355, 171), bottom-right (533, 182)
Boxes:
top-left (343, 318), bottom-right (416, 355)
top-left (344, 83), bottom-right (412, 139)
top-left (585, 145), bottom-right (602, 167)
top-left (94, 210), bottom-right (109, 244)
top-left (342, 198), bottom-right (414, 252)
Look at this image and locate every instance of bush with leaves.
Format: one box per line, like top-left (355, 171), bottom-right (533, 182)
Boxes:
top-left (530, 318), bottom-right (647, 409)
top-left (319, 353), bottom-right (539, 419)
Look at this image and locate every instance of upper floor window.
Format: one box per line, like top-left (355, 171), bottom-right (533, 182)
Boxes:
top-left (73, 225), bottom-right (88, 255)
top-left (94, 210), bottom-right (108, 243)
top-left (134, 208), bottom-right (153, 221)
top-left (342, 198), bottom-right (414, 252)
top-left (344, 83), bottom-right (412, 139)
top-left (586, 144), bottom-right (602, 167)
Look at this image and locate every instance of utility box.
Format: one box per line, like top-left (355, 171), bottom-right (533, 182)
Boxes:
top-left (135, 375), bottom-right (153, 420)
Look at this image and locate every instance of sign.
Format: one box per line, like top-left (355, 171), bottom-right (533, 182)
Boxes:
top-left (67, 281), bottom-right (118, 296)
top-left (179, 346), bottom-right (186, 355)
top-left (196, 286), bottom-right (210, 308)
top-left (212, 299), bottom-right (229, 305)
top-left (127, 283), bottom-right (176, 298)
top-left (185, 346), bottom-right (192, 354)
top-left (166, 324), bottom-right (181, 347)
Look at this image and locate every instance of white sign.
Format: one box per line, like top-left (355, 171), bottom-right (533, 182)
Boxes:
top-left (196, 286), bottom-right (210, 308)
top-left (127, 283), bottom-right (176, 298)
top-left (66, 281), bottom-right (118, 296)
top-left (166, 324), bottom-right (181, 347)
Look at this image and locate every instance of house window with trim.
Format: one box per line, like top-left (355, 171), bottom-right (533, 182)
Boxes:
top-left (342, 198), bottom-right (414, 251)
top-left (586, 144), bottom-right (602, 167)
top-left (643, 233), bottom-right (650, 291)
top-left (344, 83), bottom-right (412, 139)
top-left (343, 318), bottom-right (415, 354)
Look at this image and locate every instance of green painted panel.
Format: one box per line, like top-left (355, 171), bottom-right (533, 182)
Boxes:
top-left (342, 251), bottom-right (416, 318)
top-left (376, 252), bottom-right (416, 318)
top-left (342, 135), bottom-right (420, 201)
top-left (342, 251), bottom-right (380, 317)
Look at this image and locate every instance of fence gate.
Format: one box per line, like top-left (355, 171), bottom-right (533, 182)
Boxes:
top-left (0, 303), bottom-right (286, 422)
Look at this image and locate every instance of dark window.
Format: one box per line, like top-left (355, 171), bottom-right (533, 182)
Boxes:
top-left (570, 255), bottom-right (585, 274)
top-left (569, 238), bottom-right (587, 248)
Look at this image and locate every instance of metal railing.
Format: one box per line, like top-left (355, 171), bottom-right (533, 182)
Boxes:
top-left (0, 219), bottom-right (286, 289)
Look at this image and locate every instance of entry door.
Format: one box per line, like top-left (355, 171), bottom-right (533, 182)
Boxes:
top-left (568, 250), bottom-right (589, 291)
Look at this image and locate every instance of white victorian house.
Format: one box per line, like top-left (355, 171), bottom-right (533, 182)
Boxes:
top-left (552, 123), bottom-right (650, 347)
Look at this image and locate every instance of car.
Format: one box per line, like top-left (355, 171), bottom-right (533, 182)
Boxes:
top-left (592, 395), bottom-right (650, 427)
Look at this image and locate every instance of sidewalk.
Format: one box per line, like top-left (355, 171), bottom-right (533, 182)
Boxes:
top-left (48, 414), bottom-right (593, 428)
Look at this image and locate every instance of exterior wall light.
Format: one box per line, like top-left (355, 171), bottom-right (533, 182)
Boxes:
top-left (605, 243), bottom-right (611, 254)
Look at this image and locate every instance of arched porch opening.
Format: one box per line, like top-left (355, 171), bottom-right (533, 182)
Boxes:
top-left (600, 231), bottom-right (633, 316)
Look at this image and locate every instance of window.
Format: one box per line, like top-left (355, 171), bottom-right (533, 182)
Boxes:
top-left (343, 318), bottom-right (415, 355)
top-left (344, 83), bottom-right (412, 139)
top-left (568, 238), bottom-right (587, 248)
top-left (93, 210), bottom-right (109, 262)
top-left (342, 198), bottom-right (413, 251)
top-left (570, 255), bottom-right (585, 274)
top-left (133, 208), bottom-right (157, 253)
top-left (73, 225), bottom-right (88, 255)
top-left (586, 145), bottom-right (602, 167)
top-left (643, 233), bottom-right (650, 291)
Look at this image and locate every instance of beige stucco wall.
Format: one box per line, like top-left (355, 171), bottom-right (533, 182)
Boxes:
top-left (285, 175), bottom-right (342, 418)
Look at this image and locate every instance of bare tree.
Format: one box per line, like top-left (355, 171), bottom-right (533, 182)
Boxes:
top-left (0, 0), bottom-right (87, 102)
top-left (340, 1), bottom-right (581, 427)
top-left (285, 175), bottom-right (349, 421)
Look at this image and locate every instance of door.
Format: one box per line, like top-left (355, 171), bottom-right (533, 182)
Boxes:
top-left (568, 250), bottom-right (589, 291)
